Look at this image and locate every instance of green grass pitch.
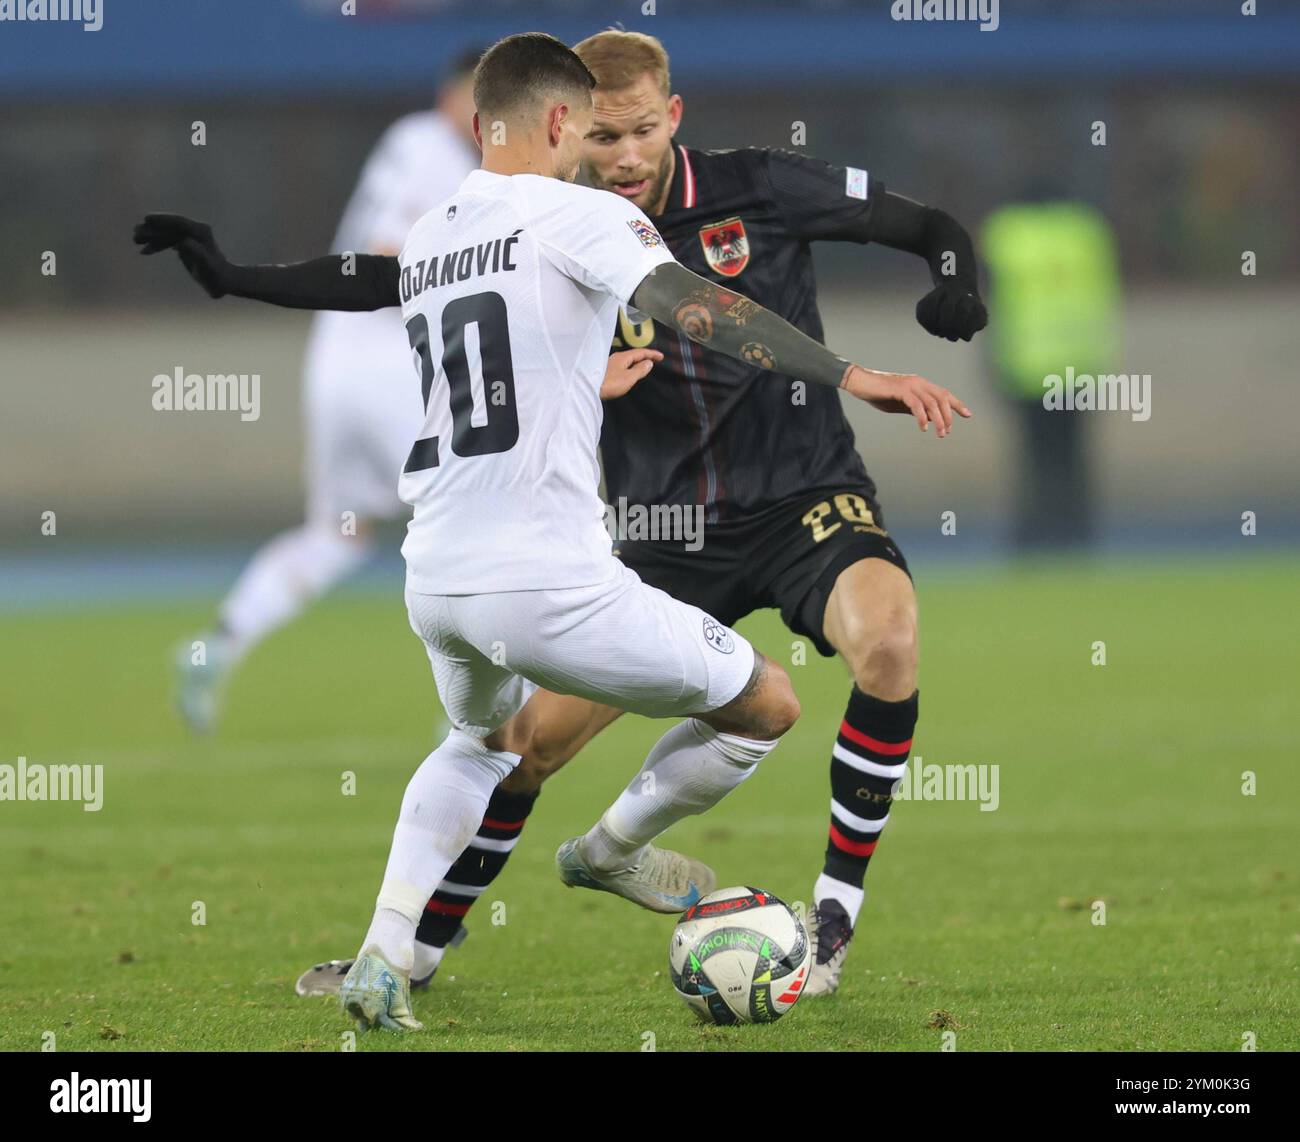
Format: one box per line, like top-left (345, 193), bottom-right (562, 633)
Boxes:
top-left (1, 557), bottom-right (1295, 1051)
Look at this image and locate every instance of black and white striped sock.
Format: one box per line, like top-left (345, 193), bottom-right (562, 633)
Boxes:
top-left (816, 687), bottom-right (917, 925)
top-left (414, 786), bottom-right (539, 957)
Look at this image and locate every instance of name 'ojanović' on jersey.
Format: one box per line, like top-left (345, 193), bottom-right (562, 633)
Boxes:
top-left (399, 230), bottom-right (522, 301)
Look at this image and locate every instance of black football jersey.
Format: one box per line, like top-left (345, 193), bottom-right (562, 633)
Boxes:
top-left (600, 143), bottom-right (885, 523)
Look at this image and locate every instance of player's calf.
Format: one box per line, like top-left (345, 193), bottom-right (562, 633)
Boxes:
top-left (502, 694), bottom-right (624, 793)
top-left (807, 558), bottom-right (921, 996)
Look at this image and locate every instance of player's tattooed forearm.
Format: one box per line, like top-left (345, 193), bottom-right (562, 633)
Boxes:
top-left (741, 342), bottom-right (776, 369)
top-left (670, 286), bottom-right (761, 344)
top-left (725, 296), bottom-right (759, 323)
top-left (673, 296), bottom-right (715, 342)
top-left (632, 262), bottom-right (849, 389)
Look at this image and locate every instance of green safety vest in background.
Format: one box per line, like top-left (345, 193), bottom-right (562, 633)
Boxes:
top-left (980, 202), bottom-right (1122, 400)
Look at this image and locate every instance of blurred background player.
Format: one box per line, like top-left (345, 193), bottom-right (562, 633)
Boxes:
top-left (981, 194), bottom-right (1122, 551)
top-left (173, 51), bottom-right (482, 734)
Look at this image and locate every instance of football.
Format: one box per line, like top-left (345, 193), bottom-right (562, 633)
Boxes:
top-left (668, 886), bottom-right (811, 1024)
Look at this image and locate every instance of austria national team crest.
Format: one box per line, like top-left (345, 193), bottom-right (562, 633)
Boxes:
top-left (698, 217), bottom-right (750, 277)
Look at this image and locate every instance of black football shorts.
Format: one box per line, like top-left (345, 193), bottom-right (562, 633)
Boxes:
top-left (614, 486), bottom-right (910, 659)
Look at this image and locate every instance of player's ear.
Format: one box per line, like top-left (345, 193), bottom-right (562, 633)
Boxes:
top-left (472, 111), bottom-right (483, 150)
top-left (549, 103), bottom-right (568, 148)
top-left (667, 93), bottom-right (683, 136)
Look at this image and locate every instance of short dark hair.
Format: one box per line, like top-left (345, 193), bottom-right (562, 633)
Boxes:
top-left (473, 32), bottom-right (596, 120)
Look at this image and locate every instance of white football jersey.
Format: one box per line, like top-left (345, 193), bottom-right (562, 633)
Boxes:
top-left (332, 111), bottom-right (478, 256)
top-left (397, 169), bottom-right (677, 594)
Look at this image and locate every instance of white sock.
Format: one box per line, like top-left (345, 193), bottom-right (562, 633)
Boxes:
top-left (362, 908), bottom-right (418, 973)
top-left (412, 940), bottom-right (446, 982)
top-left (363, 729), bottom-right (518, 969)
top-left (217, 522), bottom-right (372, 660)
top-left (584, 719), bottom-right (777, 872)
top-left (814, 872), bottom-right (865, 926)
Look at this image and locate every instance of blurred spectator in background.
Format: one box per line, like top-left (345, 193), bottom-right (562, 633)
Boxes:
top-left (173, 49), bottom-right (483, 733)
top-left (981, 193), bottom-right (1122, 552)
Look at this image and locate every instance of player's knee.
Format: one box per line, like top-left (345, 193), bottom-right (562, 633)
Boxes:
top-left (752, 661), bottom-right (800, 739)
top-left (846, 607), bottom-right (918, 695)
top-left (714, 657), bottom-right (800, 740)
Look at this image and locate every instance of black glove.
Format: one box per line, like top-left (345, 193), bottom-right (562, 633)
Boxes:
top-left (915, 282), bottom-right (988, 343)
top-left (133, 213), bottom-right (233, 298)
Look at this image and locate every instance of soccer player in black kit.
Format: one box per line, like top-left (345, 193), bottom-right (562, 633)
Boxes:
top-left (134, 30), bottom-right (985, 1000)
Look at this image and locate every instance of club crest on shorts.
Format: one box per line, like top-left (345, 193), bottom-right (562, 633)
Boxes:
top-left (702, 616), bottom-right (736, 654)
top-left (698, 217), bottom-right (750, 278)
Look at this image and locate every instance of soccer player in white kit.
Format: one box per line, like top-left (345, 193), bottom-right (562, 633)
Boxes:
top-left (170, 53), bottom-right (662, 734)
top-left (325, 33), bottom-right (969, 1031)
top-left (172, 56), bottom-right (481, 733)
top-left (136, 33), bottom-right (967, 1032)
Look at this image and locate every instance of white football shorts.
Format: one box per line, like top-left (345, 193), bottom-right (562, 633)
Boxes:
top-left (303, 309), bottom-right (422, 526)
top-left (405, 561), bottom-right (757, 738)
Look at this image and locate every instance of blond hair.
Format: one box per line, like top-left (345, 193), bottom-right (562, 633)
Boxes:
top-left (573, 29), bottom-right (671, 96)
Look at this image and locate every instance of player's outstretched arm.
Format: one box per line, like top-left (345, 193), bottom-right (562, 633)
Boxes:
top-left (762, 151), bottom-right (986, 342)
top-left (132, 214), bottom-right (400, 311)
top-left (629, 262), bottom-right (971, 437)
top-left (865, 191), bottom-right (988, 343)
